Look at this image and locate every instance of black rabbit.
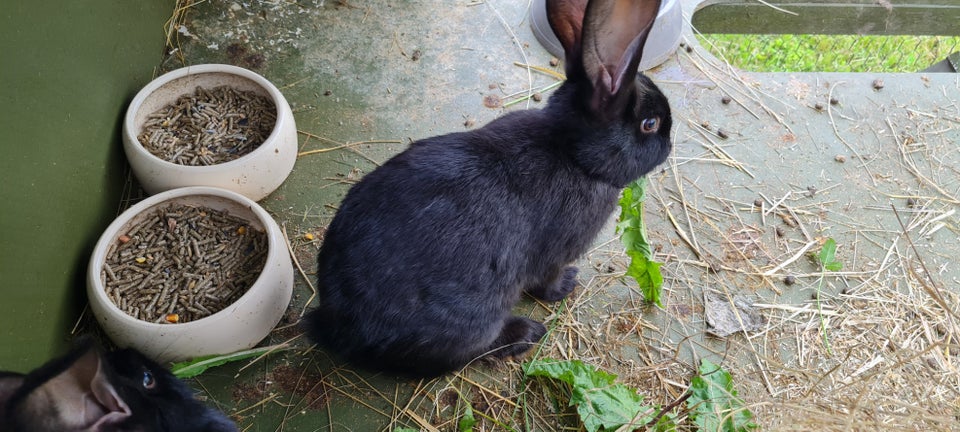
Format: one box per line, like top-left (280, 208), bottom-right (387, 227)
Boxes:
top-left (0, 338), bottom-right (236, 432)
top-left (305, 0), bottom-right (672, 378)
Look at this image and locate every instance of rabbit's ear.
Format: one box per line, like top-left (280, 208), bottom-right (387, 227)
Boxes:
top-left (582, 0), bottom-right (661, 112)
top-left (14, 345), bottom-right (131, 429)
top-left (546, 0), bottom-right (588, 63)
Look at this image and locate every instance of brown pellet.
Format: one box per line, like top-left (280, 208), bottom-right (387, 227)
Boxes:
top-left (104, 263), bottom-right (119, 282)
top-left (102, 203), bottom-right (268, 324)
top-left (137, 86), bottom-right (277, 166)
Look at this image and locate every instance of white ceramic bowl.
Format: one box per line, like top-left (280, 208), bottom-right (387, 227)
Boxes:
top-left (123, 64), bottom-right (298, 202)
top-left (87, 186), bottom-right (294, 362)
top-left (529, 0), bottom-right (682, 71)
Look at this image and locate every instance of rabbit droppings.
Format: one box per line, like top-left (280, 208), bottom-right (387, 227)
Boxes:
top-left (306, 0), bottom-right (673, 378)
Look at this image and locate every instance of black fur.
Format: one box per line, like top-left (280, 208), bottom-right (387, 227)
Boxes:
top-left (0, 338), bottom-right (236, 432)
top-left (305, 0), bottom-right (672, 378)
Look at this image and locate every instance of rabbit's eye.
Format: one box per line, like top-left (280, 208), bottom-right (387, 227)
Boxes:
top-left (640, 117), bottom-right (660, 133)
top-left (142, 371), bottom-right (156, 390)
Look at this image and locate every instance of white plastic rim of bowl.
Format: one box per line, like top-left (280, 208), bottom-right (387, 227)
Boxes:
top-left (123, 64), bottom-right (298, 202)
top-left (87, 186), bottom-right (294, 362)
top-left (529, 0), bottom-right (683, 71)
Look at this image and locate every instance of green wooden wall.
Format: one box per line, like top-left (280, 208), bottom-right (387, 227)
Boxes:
top-left (0, 1), bottom-right (173, 370)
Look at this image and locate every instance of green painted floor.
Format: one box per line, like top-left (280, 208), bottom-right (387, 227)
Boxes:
top-left (14, 0), bottom-right (960, 430)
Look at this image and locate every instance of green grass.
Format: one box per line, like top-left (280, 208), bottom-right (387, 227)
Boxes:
top-left (697, 34), bottom-right (960, 72)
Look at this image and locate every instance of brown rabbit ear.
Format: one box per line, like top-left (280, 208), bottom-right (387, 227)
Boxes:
top-left (546, 0), bottom-right (589, 62)
top-left (19, 346), bottom-right (130, 429)
top-left (581, 0), bottom-right (661, 98)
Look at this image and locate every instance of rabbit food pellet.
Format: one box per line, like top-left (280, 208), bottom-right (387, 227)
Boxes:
top-left (138, 85), bottom-right (276, 166)
top-left (101, 203), bottom-right (268, 324)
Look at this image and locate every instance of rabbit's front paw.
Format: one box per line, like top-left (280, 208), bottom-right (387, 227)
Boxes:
top-left (525, 266), bottom-right (578, 302)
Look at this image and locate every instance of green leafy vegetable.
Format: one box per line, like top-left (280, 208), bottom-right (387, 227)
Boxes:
top-left (525, 358), bottom-right (655, 432)
top-left (687, 359), bottom-right (757, 432)
top-left (627, 250), bottom-right (664, 307)
top-left (815, 238), bottom-right (842, 354)
top-left (617, 178), bottom-right (654, 257)
top-left (170, 344), bottom-right (289, 379)
top-left (651, 413), bottom-right (678, 432)
top-left (458, 405), bottom-right (476, 432)
top-left (817, 238), bottom-right (842, 271)
top-left (617, 177), bottom-right (665, 307)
